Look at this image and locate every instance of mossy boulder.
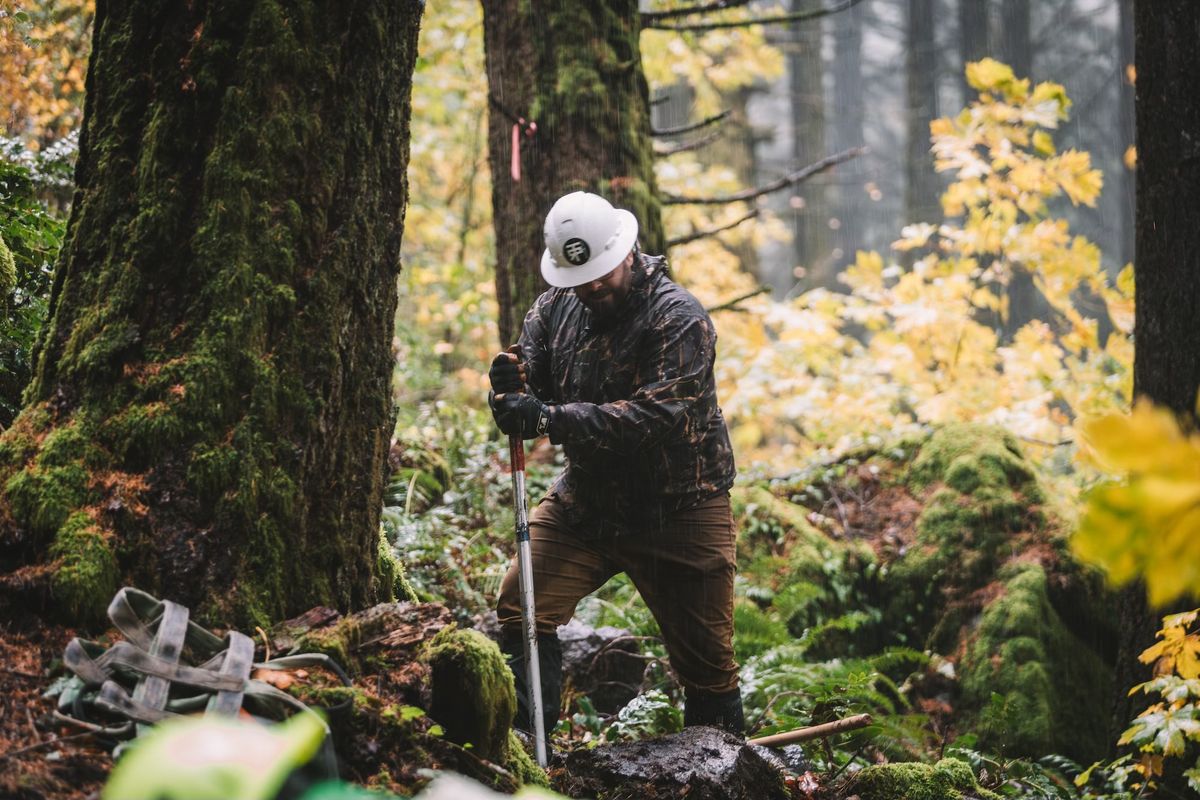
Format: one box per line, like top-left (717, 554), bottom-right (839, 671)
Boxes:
top-left (959, 562), bottom-right (1113, 760)
top-left (425, 626), bottom-right (518, 763)
top-left (734, 423), bottom-right (1117, 763)
top-left (880, 424), bottom-right (1115, 762)
top-left (853, 757), bottom-right (1002, 800)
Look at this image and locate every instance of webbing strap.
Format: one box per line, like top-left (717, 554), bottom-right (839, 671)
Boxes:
top-left (97, 680), bottom-right (181, 725)
top-left (206, 632), bottom-right (255, 716)
top-left (130, 600), bottom-right (188, 736)
top-left (64, 639), bottom-right (245, 692)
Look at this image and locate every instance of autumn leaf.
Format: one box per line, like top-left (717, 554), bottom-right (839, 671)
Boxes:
top-left (1074, 402), bottom-right (1200, 606)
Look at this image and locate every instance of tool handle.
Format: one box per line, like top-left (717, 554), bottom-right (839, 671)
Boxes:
top-left (509, 434), bottom-right (526, 472)
top-left (747, 713), bottom-right (873, 748)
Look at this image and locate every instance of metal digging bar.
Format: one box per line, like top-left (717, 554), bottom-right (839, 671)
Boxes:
top-left (507, 347), bottom-right (547, 767)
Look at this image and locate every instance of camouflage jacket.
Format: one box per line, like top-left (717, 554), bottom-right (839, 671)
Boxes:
top-left (518, 254), bottom-right (736, 537)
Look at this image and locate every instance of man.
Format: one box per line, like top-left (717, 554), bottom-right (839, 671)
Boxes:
top-left (489, 191), bottom-right (742, 741)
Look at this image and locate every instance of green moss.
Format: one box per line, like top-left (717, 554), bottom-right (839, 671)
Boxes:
top-left (49, 512), bottom-right (118, 623)
top-left (882, 424), bottom-right (1049, 650)
top-left (959, 562), bottom-right (1113, 762)
top-left (5, 461), bottom-right (90, 540)
top-left (425, 626), bottom-right (517, 763)
top-left (97, 402), bottom-right (186, 465)
top-left (907, 423), bottom-right (1039, 501)
top-left (854, 757), bottom-right (1002, 800)
top-left (504, 730), bottom-right (549, 788)
top-left (0, 403), bottom-right (53, 467)
top-left (0, 232), bottom-right (15, 294)
top-left (377, 535), bottom-right (417, 604)
top-left (294, 616), bottom-right (363, 670)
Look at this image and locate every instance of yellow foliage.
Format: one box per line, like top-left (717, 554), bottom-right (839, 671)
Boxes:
top-left (965, 58), bottom-right (1028, 101)
top-left (0, 0), bottom-right (93, 146)
top-left (1140, 611), bottom-right (1200, 679)
top-left (1073, 401), bottom-right (1200, 607)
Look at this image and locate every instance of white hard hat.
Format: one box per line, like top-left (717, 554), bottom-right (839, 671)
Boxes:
top-left (540, 191), bottom-right (639, 288)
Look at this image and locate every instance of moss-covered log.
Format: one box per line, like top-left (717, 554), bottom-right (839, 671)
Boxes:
top-left (0, 0), bottom-right (424, 627)
top-left (482, 0), bottom-right (663, 344)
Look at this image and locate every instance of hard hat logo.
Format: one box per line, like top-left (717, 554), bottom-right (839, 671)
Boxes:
top-left (563, 238), bottom-right (591, 266)
top-left (540, 191), bottom-right (639, 288)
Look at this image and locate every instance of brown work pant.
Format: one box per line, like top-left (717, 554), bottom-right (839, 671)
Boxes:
top-left (497, 493), bottom-right (738, 695)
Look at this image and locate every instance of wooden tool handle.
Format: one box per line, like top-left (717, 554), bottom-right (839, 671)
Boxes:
top-left (747, 713), bottom-right (873, 748)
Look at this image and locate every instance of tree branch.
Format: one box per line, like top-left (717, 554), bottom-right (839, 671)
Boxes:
top-left (644, 0), bottom-right (863, 33)
top-left (651, 109), bottom-right (731, 137)
top-left (641, 0), bottom-right (754, 24)
top-left (707, 286), bottom-right (771, 313)
top-left (654, 128), bottom-right (723, 157)
top-left (662, 146), bottom-right (865, 205)
top-left (668, 209), bottom-right (759, 247)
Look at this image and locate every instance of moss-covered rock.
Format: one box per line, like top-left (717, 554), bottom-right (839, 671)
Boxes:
top-left (853, 757), bottom-right (1003, 800)
top-left (425, 626), bottom-right (517, 764)
top-left (882, 425), bottom-right (1048, 648)
top-left (734, 423), bottom-right (1118, 763)
top-left (959, 562), bottom-right (1113, 760)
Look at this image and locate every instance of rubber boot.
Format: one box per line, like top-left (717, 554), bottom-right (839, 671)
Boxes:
top-left (500, 629), bottom-right (562, 745)
top-left (684, 687), bottom-right (745, 736)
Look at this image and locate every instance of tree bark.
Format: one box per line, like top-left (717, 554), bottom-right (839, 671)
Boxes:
top-left (788, 3), bottom-right (831, 288)
top-left (483, 0), bottom-right (663, 346)
top-left (830, 0), bottom-right (864, 268)
top-left (0, 0), bottom-right (424, 627)
top-left (997, 0), bottom-right (1030, 78)
top-left (997, 0), bottom-right (1036, 339)
top-left (958, 0), bottom-right (989, 106)
top-left (1117, 0), bottom-right (1135, 270)
top-left (905, 0), bottom-right (940, 227)
top-left (1113, 2), bottom-right (1200, 784)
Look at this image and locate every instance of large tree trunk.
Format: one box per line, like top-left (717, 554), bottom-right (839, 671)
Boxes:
top-left (830, 0), bottom-right (864, 266)
top-left (1113, 1), bottom-right (1200, 781)
top-left (997, 0), bottom-right (1037, 339)
top-left (1117, 0), bottom-right (1135, 270)
top-left (788, 3), bottom-right (831, 288)
top-left (483, 1), bottom-right (662, 346)
top-left (958, 0), bottom-right (989, 106)
top-left (0, 0), bottom-right (424, 627)
top-left (997, 0), bottom-right (1030, 78)
top-left (905, 0), bottom-right (940, 228)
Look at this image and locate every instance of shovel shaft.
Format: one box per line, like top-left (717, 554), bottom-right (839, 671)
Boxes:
top-left (509, 435), bottom-right (547, 767)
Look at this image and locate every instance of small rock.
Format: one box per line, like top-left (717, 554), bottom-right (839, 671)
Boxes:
top-left (557, 618), bottom-right (643, 713)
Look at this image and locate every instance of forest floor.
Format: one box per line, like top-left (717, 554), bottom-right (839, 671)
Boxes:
top-left (0, 619), bottom-right (110, 800)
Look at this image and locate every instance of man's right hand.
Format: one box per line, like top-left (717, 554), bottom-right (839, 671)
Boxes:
top-left (489, 349), bottom-right (526, 395)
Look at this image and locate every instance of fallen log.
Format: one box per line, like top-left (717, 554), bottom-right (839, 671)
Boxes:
top-left (747, 713), bottom-right (873, 748)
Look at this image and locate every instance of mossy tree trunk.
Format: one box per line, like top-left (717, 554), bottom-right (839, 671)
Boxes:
top-left (1112, 0), bottom-right (1200, 773)
top-left (0, 0), bottom-right (424, 628)
top-left (482, 0), bottom-right (663, 346)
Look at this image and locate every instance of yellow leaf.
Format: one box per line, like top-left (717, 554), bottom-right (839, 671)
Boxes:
top-left (1032, 130), bottom-right (1055, 156)
top-left (1124, 145), bottom-right (1138, 170)
top-left (1079, 402), bottom-right (1190, 474)
top-left (965, 58), bottom-right (1027, 101)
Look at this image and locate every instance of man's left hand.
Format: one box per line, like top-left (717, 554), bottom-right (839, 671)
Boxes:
top-left (493, 393), bottom-right (553, 440)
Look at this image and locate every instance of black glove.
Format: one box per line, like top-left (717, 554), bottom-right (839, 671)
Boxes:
top-left (492, 393), bottom-right (553, 440)
top-left (489, 351), bottom-right (526, 395)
